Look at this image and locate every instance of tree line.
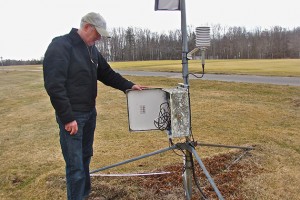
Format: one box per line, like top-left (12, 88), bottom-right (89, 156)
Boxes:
top-left (97, 25), bottom-right (300, 61)
top-left (1, 25), bottom-right (299, 66)
top-left (0, 58), bottom-right (42, 66)
top-left (209, 25), bottom-right (300, 59)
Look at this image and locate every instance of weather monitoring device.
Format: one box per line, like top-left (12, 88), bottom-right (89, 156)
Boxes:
top-left (90, 1), bottom-right (254, 199)
top-left (126, 87), bottom-right (190, 138)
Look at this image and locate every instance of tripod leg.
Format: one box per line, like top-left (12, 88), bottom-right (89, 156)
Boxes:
top-left (90, 145), bottom-right (177, 174)
top-left (190, 147), bottom-right (224, 200)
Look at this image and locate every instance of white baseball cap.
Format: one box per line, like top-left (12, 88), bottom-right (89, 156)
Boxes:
top-left (81, 12), bottom-right (111, 38)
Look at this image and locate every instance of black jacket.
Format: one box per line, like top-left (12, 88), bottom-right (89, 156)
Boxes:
top-left (43, 28), bottom-right (134, 124)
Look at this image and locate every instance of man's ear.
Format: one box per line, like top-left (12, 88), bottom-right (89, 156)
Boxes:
top-left (82, 24), bottom-right (91, 32)
top-left (83, 23), bottom-right (91, 32)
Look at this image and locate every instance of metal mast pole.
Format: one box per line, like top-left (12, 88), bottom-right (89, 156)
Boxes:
top-left (181, 0), bottom-right (189, 86)
top-left (180, 1), bottom-right (193, 199)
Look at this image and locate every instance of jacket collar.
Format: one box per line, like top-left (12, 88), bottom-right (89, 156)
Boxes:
top-left (69, 28), bottom-right (85, 46)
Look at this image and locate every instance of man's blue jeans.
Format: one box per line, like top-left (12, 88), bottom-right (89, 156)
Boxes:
top-left (56, 108), bottom-right (97, 200)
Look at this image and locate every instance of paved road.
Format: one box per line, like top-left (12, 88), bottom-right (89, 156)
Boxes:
top-left (1, 68), bottom-right (299, 86)
top-left (116, 70), bottom-right (300, 86)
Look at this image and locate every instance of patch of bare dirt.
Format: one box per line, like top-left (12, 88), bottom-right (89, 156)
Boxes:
top-left (88, 149), bottom-right (262, 200)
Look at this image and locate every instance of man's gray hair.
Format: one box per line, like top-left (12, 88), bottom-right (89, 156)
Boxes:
top-left (80, 20), bottom-right (88, 29)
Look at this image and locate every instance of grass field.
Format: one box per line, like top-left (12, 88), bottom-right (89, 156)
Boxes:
top-left (108, 59), bottom-right (300, 77)
top-left (2, 59), bottom-right (300, 77)
top-left (0, 60), bottom-right (299, 199)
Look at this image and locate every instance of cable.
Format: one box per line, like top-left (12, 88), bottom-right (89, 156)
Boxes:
top-left (186, 86), bottom-right (195, 143)
top-left (154, 103), bottom-right (186, 157)
top-left (169, 138), bottom-right (186, 157)
top-left (187, 143), bottom-right (208, 199)
top-left (185, 142), bottom-right (208, 199)
top-left (154, 102), bottom-right (171, 131)
top-left (188, 63), bottom-right (205, 78)
top-left (191, 155), bottom-right (209, 200)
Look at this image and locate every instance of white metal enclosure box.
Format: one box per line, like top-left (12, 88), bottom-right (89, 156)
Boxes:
top-left (126, 88), bottom-right (167, 131)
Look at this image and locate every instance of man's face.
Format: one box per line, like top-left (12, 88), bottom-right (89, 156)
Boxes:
top-left (85, 25), bottom-right (101, 46)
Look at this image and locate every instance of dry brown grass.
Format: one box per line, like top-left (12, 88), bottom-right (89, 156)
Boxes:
top-left (0, 65), bottom-right (299, 199)
top-left (108, 59), bottom-right (300, 77)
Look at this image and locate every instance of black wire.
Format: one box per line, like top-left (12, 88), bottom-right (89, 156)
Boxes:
top-left (169, 138), bottom-right (188, 175)
top-left (188, 143), bottom-right (208, 200)
top-left (177, 142), bottom-right (208, 199)
top-left (189, 63), bottom-right (205, 78)
top-left (191, 155), bottom-right (209, 200)
top-left (186, 86), bottom-right (195, 143)
top-left (169, 138), bottom-right (186, 157)
top-left (154, 102), bottom-right (171, 131)
top-left (186, 65), bottom-right (208, 198)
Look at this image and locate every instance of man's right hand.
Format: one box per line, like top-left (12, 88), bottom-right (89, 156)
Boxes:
top-left (64, 120), bottom-right (78, 135)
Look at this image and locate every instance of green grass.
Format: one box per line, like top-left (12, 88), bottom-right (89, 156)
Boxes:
top-left (0, 61), bottom-right (299, 199)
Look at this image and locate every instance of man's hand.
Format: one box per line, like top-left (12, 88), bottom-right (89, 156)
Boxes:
top-left (65, 120), bottom-right (78, 135)
top-left (131, 84), bottom-right (147, 91)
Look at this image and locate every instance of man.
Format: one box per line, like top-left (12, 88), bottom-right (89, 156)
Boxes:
top-left (43, 12), bottom-right (143, 200)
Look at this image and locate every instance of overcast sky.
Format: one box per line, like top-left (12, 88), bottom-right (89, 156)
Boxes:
top-left (0, 0), bottom-right (299, 60)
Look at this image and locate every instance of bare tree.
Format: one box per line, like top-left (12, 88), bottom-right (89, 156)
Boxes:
top-left (94, 25), bottom-right (300, 61)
